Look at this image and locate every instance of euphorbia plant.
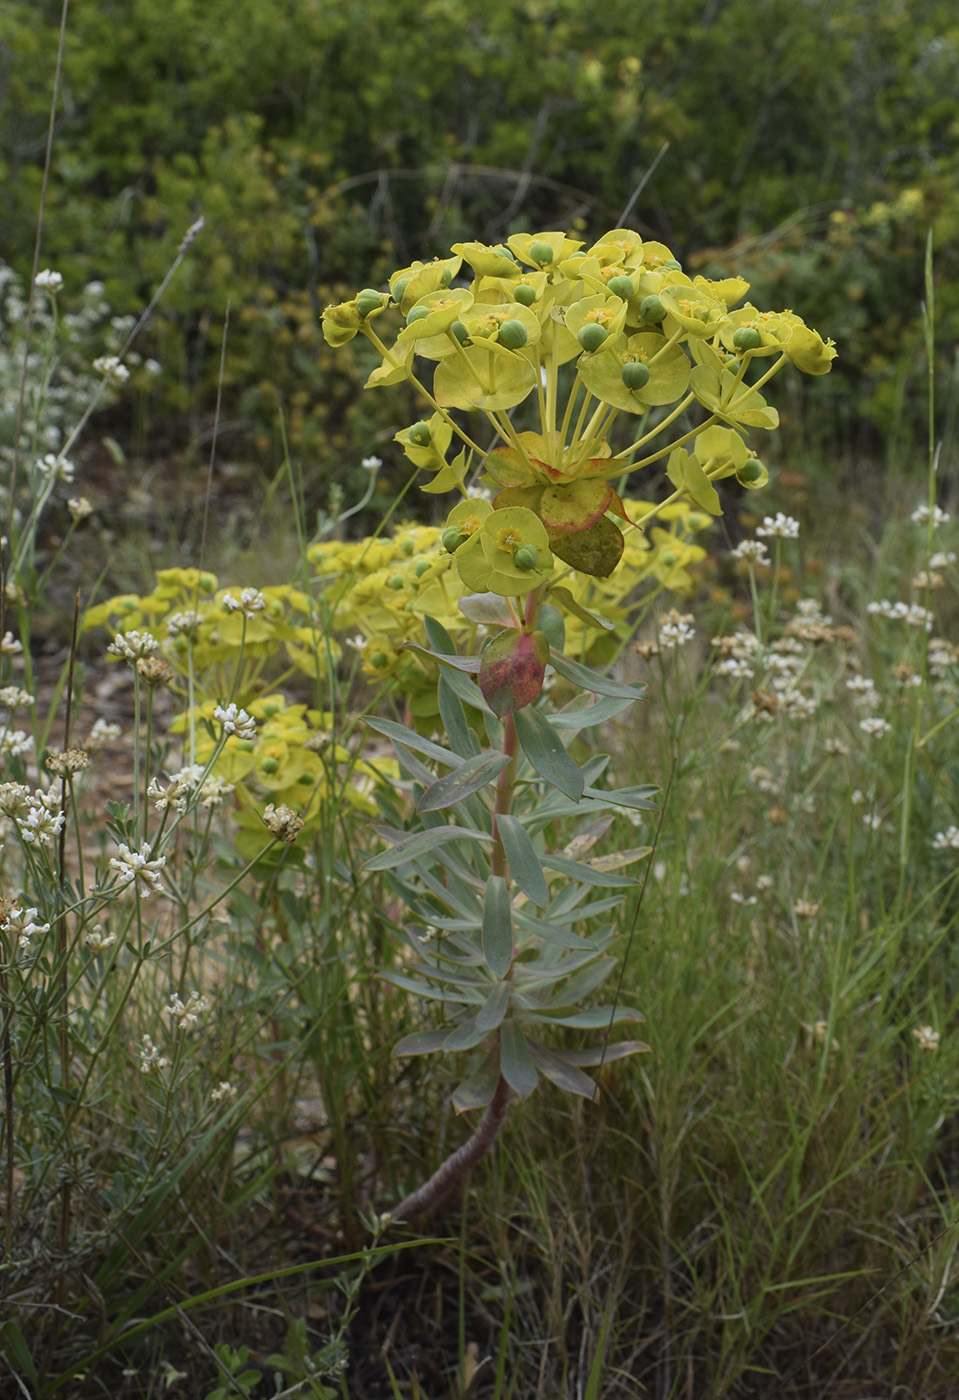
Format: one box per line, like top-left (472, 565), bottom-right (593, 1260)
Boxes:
top-left (323, 227), bottom-right (835, 1222)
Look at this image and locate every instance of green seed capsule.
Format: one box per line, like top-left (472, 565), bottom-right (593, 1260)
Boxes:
top-left (369, 650), bottom-right (388, 668)
top-left (440, 266), bottom-right (453, 286)
top-left (739, 458), bottom-right (764, 482)
top-left (391, 276), bottom-right (410, 303)
top-left (356, 288), bottom-right (384, 317)
top-left (497, 319), bottom-right (528, 350)
top-left (733, 327), bottom-right (762, 351)
top-left (723, 356), bottom-right (741, 371)
top-left (401, 537), bottom-right (415, 555)
top-left (442, 527), bottom-right (464, 552)
top-left (607, 274), bottom-right (634, 300)
top-left (513, 545), bottom-right (539, 570)
top-left (639, 295), bottom-right (666, 324)
top-left (199, 572), bottom-right (217, 594)
top-left (414, 558), bottom-right (430, 577)
top-left (661, 551), bottom-right (678, 567)
top-left (260, 757), bottom-right (280, 774)
top-left (408, 421), bottom-right (432, 446)
top-left (621, 361), bottom-right (651, 390)
top-left (513, 283), bottom-right (537, 306)
top-left (450, 320), bottom-right (469, 343)
top-left (529, 241), bottom-right (554, 265)
top-left (663, 258), bottom-right (682, 270)
top-left (406, 305), bottom-right (430, 325)
top-left (578, 323), bottom-right (609, 353)
top-left (493, 245), bottom-right (515, 260)
top-left (263, 701), bottom-right (281, 716)
top-left (387, 573), bottom-right (404, 590)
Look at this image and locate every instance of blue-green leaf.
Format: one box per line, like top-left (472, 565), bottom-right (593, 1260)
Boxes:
top-left (364, 824), bottom-right (492, 871)
top-left (528, 1041), bottom-right (599, 1100)
top-left (366, 716), bottom-right (454, 765)
top-left (443, 1015), bottom-right (487, 1052)
top-left (500, 1020), bottom-right (538, 1098)
top-left (584, 783), bottom-right (660, 811)
top-left (550, 694), bottom-right (635, 729)
top-left (541, 852), bottom-right (637, 887)
top-left (476, 979), bottom-right (512, 1032)
top-left (392, 1030), bottom-right (449, 1058)
top-left (418, 750), bottom-right (510, 813)
top-left (514, 705), bottom-right (585, 800)
top-left (482, 874), bottom-right (513, 978)
top-left (549, 651), bottom-right (647, 700)
top-left (496, 813), bottom-right (549, 908)
top-left (437, 676), bottom-right (480, 758)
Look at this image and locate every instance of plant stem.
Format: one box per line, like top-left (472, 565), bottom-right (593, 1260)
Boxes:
top-left (390, 1074), bottom-right (511, 1225)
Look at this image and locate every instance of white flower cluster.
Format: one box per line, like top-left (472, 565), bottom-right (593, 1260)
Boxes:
top-left (361, 455), bottom-right (383, 472)
top-left (85, 926), bottom-right (117, 954)
top-left (108, 841), bottom-right (167, 897)
top-left (165, 610), bottom-right (202, 637)
top-left (658, 611), bottom-right (696, 650)
top-left (0, 686), bottom-right (33, 709)
top-left (859, 717), bottom-right (892, 740)
top-left (34, 268), bottom-right (63, 291)
top-left (867, 600), bottom-right (934, 630)
top-left (139, 1034), bottom-right (170, 1075)
top-left (845, 675), bottom-right (878, 707)
top-left (731, 539), bottom-right (770, 565)
top-left (107, 630), bottom-right (159, 661)
top-left (166, 990), bottom-right (209, 1030)
top-left (756, 513), bottom-right (800, 540)
top-left (930, 550), bottom-right (957, 568)
top-left (222, 587), bottom-right (266, 618)
top-left (87, 718), bottom-right (122, 749)
top-left (214, 703), bottom-right (257, 740)
top-left (910, 504), bottom-right (950, 527)
top-left (1, 903), bottom-right (51, 951)
top-left (210, 1080), bottom-right (238, 1104)
top-left (912, 1025), bottom-right (940, 1051)
top-left (92, 354), bottom-right (130, 384)
top-left (0, 730), bottom-right (34, 760)
top-left (0, 632), bottom-right (22, 656)
top-left (0, 782), bottom-right (65, 844)
top-left (36, 453), bottom-right (75, 484)
top-left (932, 826), bottom-right (959, 851)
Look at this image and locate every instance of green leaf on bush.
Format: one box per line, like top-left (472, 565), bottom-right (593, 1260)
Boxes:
top-left (549, 652), bottom-right (647, 700)
top-left (452, 1051), bottom-right (500, 1113)
top-left (479, 628), bottom-right (549, 717)
top-left (496, 813), bottom-right (549, 908)
top-left (417, 750), bottom-right (511, 812)
top-left (482, 874), bottom-right (513, 978)
top-left (392, 1030), bottom-right (449, 1057)
top-left (514, 705), bottom-right (585, 800)
top-left (499, 1020), bottom-right (538, 1098)
top-left (365, 824), bottom-right (493, 871)
top-left (476, 979), bottom-right (512, 1032)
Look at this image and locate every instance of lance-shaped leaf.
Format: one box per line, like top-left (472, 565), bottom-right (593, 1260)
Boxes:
top-left (514, 705), bottom-right (585, 800)
top-left (547, 514), bottom-right (624, 578)
top-left (392, 1030), bottom-right (449, 1058)
top-left (458, 592), bottom-right (519, 626)
top-left (417, 750), bottom-right (511, 812)
top-left (476, 979), bottom-right (512, 1033)
top-left (365, 824), bottom-right (493, 871)
top-left (496, 812), bottom-right (549, 908)
top-left (500, 1020), bottom-right (538, 1099)
top-left (479, 628), bottom-right (549, 717)
top-left (549, 651), bottom-right (647, 700)
top-left (452, 1051), bottom-right (500, 1113)
top-left (549, 585), bottom-right (616, 635)
top-left (528, 1042), bottom-right (599, 1100)
top-left (482, 874), bottom-right (513, 978)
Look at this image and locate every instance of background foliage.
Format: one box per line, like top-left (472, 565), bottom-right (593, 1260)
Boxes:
top-left (2, 0), bottom-right (958, 487)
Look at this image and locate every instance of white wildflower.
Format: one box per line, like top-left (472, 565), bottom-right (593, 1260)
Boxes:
top-left (34, 268), bottom-right (63, 291)
top-left (658, 610), bottom-right (696, 650)
top-left (36, 453), bottom-right (76, 484)
top-left (731, 539), bottom-right (770, 564)
top-left (0, 730), bottom-right (34, 760)
top-left (87, 718), bottom-right (122, 749)
top-left (214, 703), bottom-right (257, 740)
top-left (859, 717), bottom-right (892, 739)
top-left (1, 631), bottom-right (22, 655)
top-left (166, 990), bottom-right (209, 1031)
top-left (1, 904), bottom-right (51, 951)
top-left (18, 801), bottom-right (65, 845)
top-left (198, 775), bottom-right (234, 809)
top-left (139, 1034), bottom-right (170, 1075)
top-left (793, 899), bottom-right (820, 919)
top-left (210, 1081), bottom-right (238, 1104)
top-left (361, 455), bottom-right (383, 471)
top-left (912, 1025), bottom-right (940, 1051)
top-left (824, 738), bottom-right (849, 756)
top-left (345, 634), bottom-right (367, 652)
top-left (85, 926), bottom-right (117, 954)
top-left (222, 587), bottom-right (266, 617)
top-left (756, 513), bottom-right (800, 540)
top-left (165, 610), bottom-right (202, 637)
top-left (730, 891), bottom-right (758, 906)
top-left (910, 504), bottom-right (949, 527)
top-left (263, 803), bottom-right (304, 841)
top-left (715, 657), bottom-right (754, 679)
top-left (92, 354), bottom-right (130, 384)
top-left (0, 687), bottom-right (33, 709)
top-left (755, 874), bottom-right (775, 894)
top-left (779, 689), bottom-right (817, 720)
top-left (932, 825), bottom-right (959, 851)
top-left (929, 551), bottom-right (956, 569)
top-left (107, 630), bottom-right (159, 661)
top-left (845, 675), bottom-right (878, 706)
top-left (109, 841), bottom-right (167, 897)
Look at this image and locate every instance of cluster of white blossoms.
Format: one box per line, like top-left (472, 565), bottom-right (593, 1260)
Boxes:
top-left (858, 716), bottom-right (892, 740)
top-left (731, 538), bottom-right (770, 565)
top-left (222, 588), bottom-right (266, 618)
top-left (0, 782), bottom-right (65, 845)
top-left (932, 826), bottom-right (959, 851)
top-left (148, 764), bottom-right (234, 814)
top-left (867, 599), bottom-right (934, 630)
top-left (210, 1081), bottom-right (237, 1104)
top-left (87, 718), bottom-right (122, 749)
top-left (910, 503), bottom-right (950, 527)
top-left (712, 629), bottom-right (761, 680)
top-left (36, 453), bottom-right (76, 484)
top-left (214, 702), bottom-right (257, 740)
top-left (1, 903), bottom-right (51, 951)
top-left (165, 610), bottom-right (202, 638)
top-left (0, 729), bottom-right (34, 760)
top-left (912, 1025), bottom-right (940, 1052)
top-left (108, 841), bottom-right (167, 897)
top-left (658, 610), bottom-right (696, 651)
top-left (139, 1033), bottom-right (170, 1075)
top-left (166, 990), bottom-right (209, 1031)
top-left (845, 674), bottom-right (879, 707)
top-left (92, 354), bottom-right (130, 384)
top-left (756, 513), bottom-right (801, 540)
top-left (107, 630), bottom-right (159, 662)
top-left (34, 268), bottom-right (63, 292)
top-left (84, 926), bottom-right (117, 954)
